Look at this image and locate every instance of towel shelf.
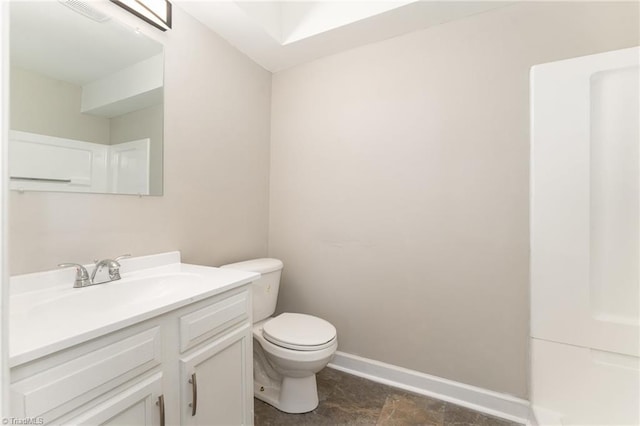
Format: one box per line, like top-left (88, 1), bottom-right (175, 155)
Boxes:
top-left (10, 176), bottom-right (72, 183)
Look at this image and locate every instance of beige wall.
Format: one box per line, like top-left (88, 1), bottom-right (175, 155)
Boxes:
top-left (10, 67), bottom-right (110, 145)
top-left (9, 4), bottom-right (271, 274)
top-left (110, 104), bottom-right (164, 195)
top-left (269, 2), bottom-right (639, 398)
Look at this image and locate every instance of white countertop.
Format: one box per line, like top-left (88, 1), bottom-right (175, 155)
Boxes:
top-left (10, 252), bottom-right (259, 367)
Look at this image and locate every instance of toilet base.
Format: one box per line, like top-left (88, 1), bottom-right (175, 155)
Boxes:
top-left (254, 374), bottom-right (319, 414)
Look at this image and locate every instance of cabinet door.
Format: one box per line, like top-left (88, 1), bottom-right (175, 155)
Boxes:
top-left (61, 373), bottom-right (164, 426)
top-left (180, 324), bottom-right (253, 426)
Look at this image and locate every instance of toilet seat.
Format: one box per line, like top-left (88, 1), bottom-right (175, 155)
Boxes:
top-left (263, 313), bottom-right (337, 351)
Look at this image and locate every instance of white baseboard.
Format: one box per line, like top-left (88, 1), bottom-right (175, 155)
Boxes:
top-left (328, 351), bottom-right (531, 424)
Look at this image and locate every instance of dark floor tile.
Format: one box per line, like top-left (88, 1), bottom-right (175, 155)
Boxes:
top-left (477, 413), bottom-right (522, 426)
top-left (443, 404), bottom-right (484, 426)
top-left (443, 404), bottom-right (521, 426)
top-left (314, 367), bottom-right (389, 424)
top-left (254, 369), bottom-right (385, 426)
top-left (255, 368), bottom-right (386, 426)
top-left (255, 367), bottom-right (523, 426)
top-left (376, 393), bottom-right (445, 426)
top-left (254, 399), bottom-right (304, 426)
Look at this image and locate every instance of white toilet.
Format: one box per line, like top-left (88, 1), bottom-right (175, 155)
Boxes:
top-left (220, 258), bottom-right (338, 414)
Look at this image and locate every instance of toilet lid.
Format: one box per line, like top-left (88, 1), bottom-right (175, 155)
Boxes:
top-left (263, 313), bottom-right (337, 351)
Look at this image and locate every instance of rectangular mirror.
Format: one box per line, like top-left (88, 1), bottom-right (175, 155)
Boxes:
top-left (9, 1), bottom-right (164, 195)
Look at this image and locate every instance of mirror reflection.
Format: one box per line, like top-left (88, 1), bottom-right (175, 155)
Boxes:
top-left (9, 1), bottom-right (164, 195)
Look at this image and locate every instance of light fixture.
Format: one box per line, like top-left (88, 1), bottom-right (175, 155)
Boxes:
top-left (111, 0), bottom-right (171, 31)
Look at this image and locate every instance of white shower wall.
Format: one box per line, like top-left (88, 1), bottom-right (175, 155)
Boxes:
top-left (590, 66), bottom-right (639, 324)
top-left (530, 47), bottom-right (639, 425)
top-left (9, 130), bottom-right (150, 194)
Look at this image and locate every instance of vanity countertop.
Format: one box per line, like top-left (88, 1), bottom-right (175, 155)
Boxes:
top-left (9, 252), bottom-right (259, 367)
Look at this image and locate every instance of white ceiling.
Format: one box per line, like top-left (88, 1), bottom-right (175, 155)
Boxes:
top-left (176, 1), bottom-right (511, 72)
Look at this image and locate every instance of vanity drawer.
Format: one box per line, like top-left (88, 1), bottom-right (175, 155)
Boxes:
top-left (180, 290), bottom-right (250, 352)
top-left (11, 327), bottom-right (162, 420)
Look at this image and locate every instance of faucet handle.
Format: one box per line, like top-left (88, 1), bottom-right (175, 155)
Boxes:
top-left (58, 263), bottom-right (91, 288)
top-left (114, 254), bottom-right (131, 262)
top-left (58, 263), bottom-right (89, 275)
top-left (108, 254), bottom-right (130, 281)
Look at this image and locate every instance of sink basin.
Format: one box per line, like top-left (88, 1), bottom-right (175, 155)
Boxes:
top-left (9, 252), bottom-right (261, 367)
top-left (14, 272), bottom-right (206, 318)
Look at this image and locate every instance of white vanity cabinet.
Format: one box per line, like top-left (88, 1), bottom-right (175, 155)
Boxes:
top-left (179, 325), bottom-right (252, 425)
top-left (178, 291), bottom-right (253, 426)
top-left (10, 285), bottom-right (253, 426)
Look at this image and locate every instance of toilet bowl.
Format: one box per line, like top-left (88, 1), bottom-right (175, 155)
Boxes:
top-left (220, 259), bottom-right (338, 413)
top-left (253, 314), bottom-right (337, 413)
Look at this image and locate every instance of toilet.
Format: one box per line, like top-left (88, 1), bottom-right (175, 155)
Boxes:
top-left (220, 258), bottom-right (338, 414)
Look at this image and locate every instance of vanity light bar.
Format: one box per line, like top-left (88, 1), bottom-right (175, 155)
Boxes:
top-left (111, 0), bottom-right (172, 31)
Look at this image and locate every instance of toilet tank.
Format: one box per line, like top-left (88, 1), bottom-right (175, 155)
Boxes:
top-left (220, 258), bottom-right (283, 322)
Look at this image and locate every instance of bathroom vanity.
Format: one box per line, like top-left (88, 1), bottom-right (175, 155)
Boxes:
top-left (9, 252), bottom-right (258, 425)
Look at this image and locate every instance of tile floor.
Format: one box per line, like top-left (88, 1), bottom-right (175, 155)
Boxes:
top-left (254, 368), bottom-right (523, 426)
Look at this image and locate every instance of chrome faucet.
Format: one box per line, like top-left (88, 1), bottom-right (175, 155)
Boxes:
top-left (59, 254), bottom-right (131, 288)
top-left (91, 254), bottom-right (131, 284)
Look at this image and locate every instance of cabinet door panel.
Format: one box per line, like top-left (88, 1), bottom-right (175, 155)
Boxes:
top-left (11, 327), bottom-right (162, 420)
top-left (179, 290), bottom-right (249, 352)
top-left (180, 325), bottom-right (252, 426)
top-left (101, 401), bottom-right (147, 426)
top-left (60, 373), bottom-right (162, 426)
